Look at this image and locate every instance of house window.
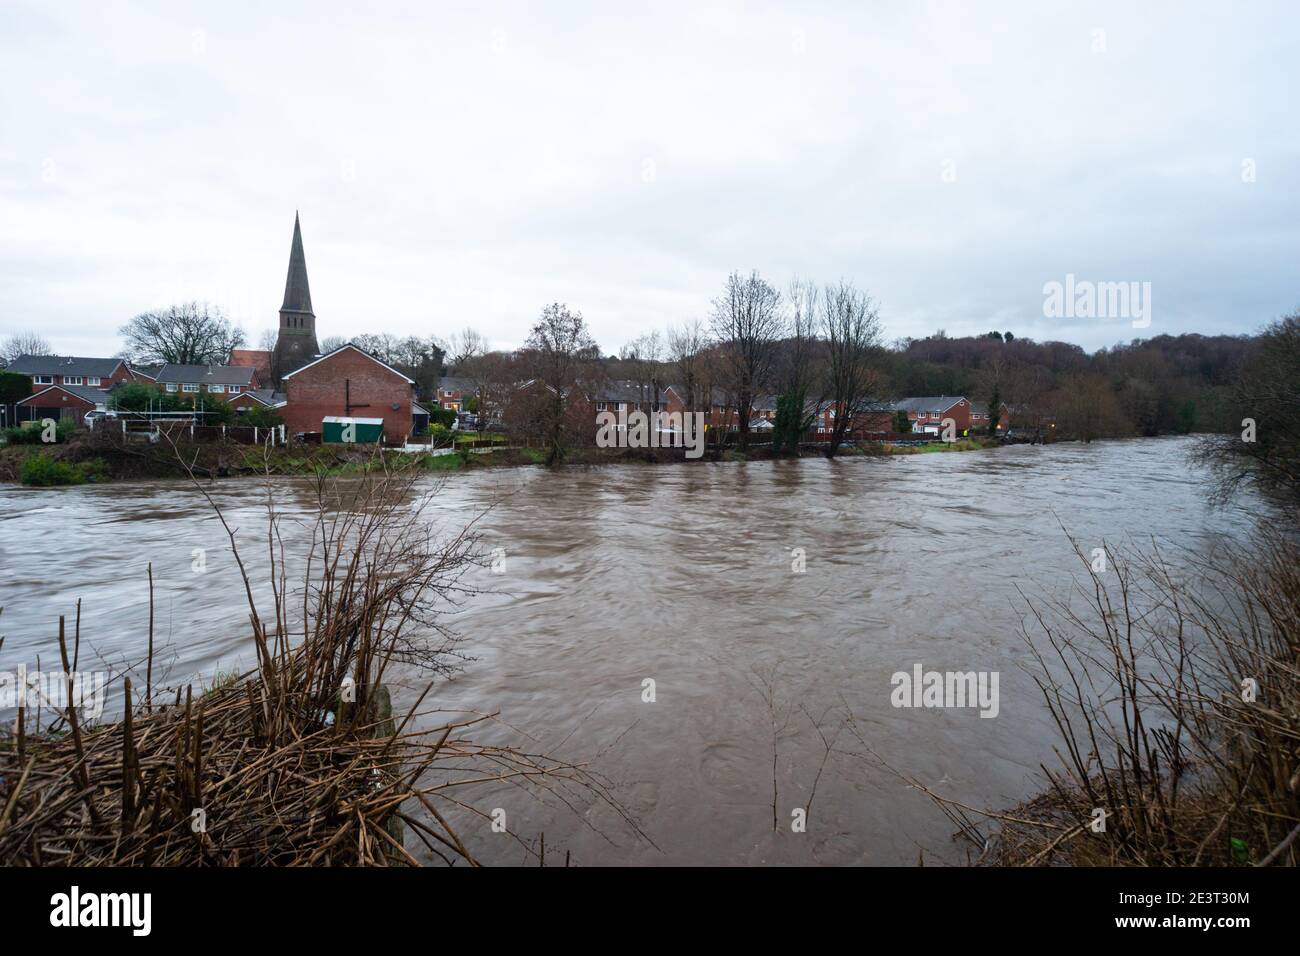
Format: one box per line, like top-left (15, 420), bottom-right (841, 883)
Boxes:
top-left (595, 402), bottom-right (607, 411)
top-left (208, 384), bottom-right (224, 393)
top-left (183, 384), bottom-right (199, 393)
top-left (33, 375), bottom-right (52, 384)
top-left (166, 383), bottom-right (177, 392)
top-left (64, 376), bottom-right (84, 385)
top-left (228, 385), bottom-right (240, 394)
top-left (87, 376), bottom-right (101, 386)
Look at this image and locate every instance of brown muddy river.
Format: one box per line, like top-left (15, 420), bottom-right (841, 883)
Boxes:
top-left (0, 437), bottom-right (1263, 865)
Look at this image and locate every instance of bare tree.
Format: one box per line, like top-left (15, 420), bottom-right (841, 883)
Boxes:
top-left (772, 278), bottom-right (825, 454)
top-left (352, 332), bottom-right (401, 363)
top-left (447, 327), bottom-right (488, 372)
top-left (319, 335), bottom-right (347, 353)
top-left (1, 331), bottom-right (53, 364)
top-left (668, 320), bottom-right (709, 413)
top-left (620, 330), bottom-right (665, 412)
top-left (1048, 373), bottom-right (1131, 443)
top-left (520, 303), bottom-right (599, 464)
top-left (119, 302), bottom-right (246, 365)
top-left (709, 270), bottom-right (785, 450)
top-left (1198, 311), bottom-right (1300, 504)
top-left (471, 350), bottom-right (516, 425)
top-left (821, 280), bottom-right (882, 458)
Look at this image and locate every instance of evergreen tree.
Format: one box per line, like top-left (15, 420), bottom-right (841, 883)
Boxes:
top-left (772, 392), bottom-right (805, 456)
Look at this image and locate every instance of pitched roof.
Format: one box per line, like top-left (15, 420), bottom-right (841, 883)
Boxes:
top-left (228, 349), bottom-right (272, 368)
top-left (280, 212), bottom-right (314, 316)
top-left (280, 343), bottom-right (415, 384)
top-left (6, 355), bottom-right (126, 377)
top-left (18, 383), bottom-right (111, 406)
top-left (685, 385), bottom-right (739, 408)
top-left (155, 364), bottom-right (257, 386)
top-left (893, 396), bottom-right (969, 414)
top-left (129, 364), bottom-right (163, 380)
top-left (238, 388), bottom-right (286, 407)
top-left (437, 376), bottom-right (476, 393)
top-left (586, 380), bottom-right (653, 404)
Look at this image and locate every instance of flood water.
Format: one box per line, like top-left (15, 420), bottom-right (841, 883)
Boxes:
top-left (0, 437), bottom-right (1264, 865)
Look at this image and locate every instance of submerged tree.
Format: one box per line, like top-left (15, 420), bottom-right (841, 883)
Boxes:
top-left (771, 277), bottom-right (823, 456)
top-left (520, 302), bottom-right (599, 464)
top-left (710, 271), bottom-right (785, 451)
top-left (1198, 310), bottom-right (1300, 505)
top-left (987, 382), bottom-right (1001, 437)
top-left (821, 280), bottom-right (882, 458)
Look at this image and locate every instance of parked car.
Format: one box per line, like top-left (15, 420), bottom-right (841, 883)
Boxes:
top-left (83, 410), bottom-right (118, 426)
top-left (457, 412), bottom-right (479, 430)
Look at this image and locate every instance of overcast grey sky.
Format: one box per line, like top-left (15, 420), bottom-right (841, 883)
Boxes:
top-left (2, 1), bottom-right (1297, 358)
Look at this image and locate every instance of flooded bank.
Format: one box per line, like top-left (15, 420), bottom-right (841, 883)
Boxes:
top-left (0, 437), bottom-right (1263, 864)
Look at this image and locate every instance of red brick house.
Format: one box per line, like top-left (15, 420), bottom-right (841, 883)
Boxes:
top-left (16, 383), bottom-right (110, 422)
top-left (805, 400), bottom-right (895, 441)
top-left (281, 344), bottom-right (415, 442)
top-left (5, 355), bottom-right (132, 390)
top-left (434, 376), bottom-right (475, 411)
top-left (895, 396), bottom-right (974, 435)
top-left (969, 400), bottom-right (1010, 433)
top-left (663, 385), bottom-right (742, 433)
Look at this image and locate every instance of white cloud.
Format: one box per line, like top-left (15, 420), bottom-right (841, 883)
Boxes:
top-left (1, 0), bottom-right (1297, 357)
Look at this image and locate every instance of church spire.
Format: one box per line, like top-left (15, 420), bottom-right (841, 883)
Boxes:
top-left (273, 211), bottom-right (320, 383)
top-left (280, 210), bottom-right (314, 316)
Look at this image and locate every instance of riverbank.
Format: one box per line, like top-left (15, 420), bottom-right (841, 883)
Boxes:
top-left (0, 430), bottom-right (1001, 485)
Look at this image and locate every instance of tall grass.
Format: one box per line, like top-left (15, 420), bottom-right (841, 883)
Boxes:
top-left (929, 531), bottom-right (1299, 866)
top-left (0, 462), bottom-right (635, 865)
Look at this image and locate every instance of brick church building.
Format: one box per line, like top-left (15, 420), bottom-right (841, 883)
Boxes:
top-left (257, 214), bottom-right (418, 442)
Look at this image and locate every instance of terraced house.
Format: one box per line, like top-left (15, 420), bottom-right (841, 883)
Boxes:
top-left (5, 354), bottom-right (134, 390)
top-left (154, 364), bottom-right (259, 397)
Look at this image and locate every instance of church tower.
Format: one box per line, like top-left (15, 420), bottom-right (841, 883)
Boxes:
top-left (272, 212), bottom-right (320, 382)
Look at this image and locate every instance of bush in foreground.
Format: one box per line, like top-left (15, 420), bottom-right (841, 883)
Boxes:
top-left (19, 452), bottom-right (109, 486)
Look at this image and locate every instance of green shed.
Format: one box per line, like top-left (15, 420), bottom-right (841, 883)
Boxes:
top-left (322, 416), bottom-right (385, 444)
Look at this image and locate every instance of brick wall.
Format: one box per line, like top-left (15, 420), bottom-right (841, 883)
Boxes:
top-left (18, 388), bottom-right (98, 421)
top-left (282, 348), bottom-right (413, 442)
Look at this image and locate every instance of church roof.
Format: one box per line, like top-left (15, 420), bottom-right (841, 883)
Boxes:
top-left (280, 212), bottom-right (314, 316)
